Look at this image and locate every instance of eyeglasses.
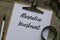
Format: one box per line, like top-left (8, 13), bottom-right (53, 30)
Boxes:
top-left (50, 0), bottom-right (60, 19)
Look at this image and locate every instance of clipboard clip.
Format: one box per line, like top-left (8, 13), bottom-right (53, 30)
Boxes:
top-left (22, 0), bottom-right (44, 14)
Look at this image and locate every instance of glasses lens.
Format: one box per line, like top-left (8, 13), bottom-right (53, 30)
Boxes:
top-left (57, 9), bottom-right (60, 19)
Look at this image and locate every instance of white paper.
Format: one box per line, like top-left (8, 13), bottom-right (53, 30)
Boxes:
top-left (6, 3), bottom-right (53, 40)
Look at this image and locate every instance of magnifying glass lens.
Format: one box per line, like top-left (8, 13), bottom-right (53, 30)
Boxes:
top-left (42, 28), bottom-right (49, 40)
top-left (41, 26), bottom-right (57, 40)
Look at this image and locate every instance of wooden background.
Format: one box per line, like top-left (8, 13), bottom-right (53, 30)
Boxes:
top-left (0, 0), bottom-right (60, 40)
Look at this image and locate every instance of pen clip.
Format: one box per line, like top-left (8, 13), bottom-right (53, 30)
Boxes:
top-left (3, 15), bottom-right (6, 21)
top-left (22, 0), bottom-right (44, 14)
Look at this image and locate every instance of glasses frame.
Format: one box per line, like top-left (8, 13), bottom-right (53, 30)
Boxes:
top-left (50, 0), bottom-right (60, 19)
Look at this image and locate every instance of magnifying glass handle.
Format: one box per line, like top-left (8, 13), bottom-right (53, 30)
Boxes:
top-left (50, 0), bottom-right (60, 19)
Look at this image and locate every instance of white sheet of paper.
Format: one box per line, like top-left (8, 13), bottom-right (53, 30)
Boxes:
top-left (6, 3), bottom-right (53, 40)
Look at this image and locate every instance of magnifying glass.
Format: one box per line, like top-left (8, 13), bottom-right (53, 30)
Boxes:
top-left (41, 26), bottom-right (57, 40)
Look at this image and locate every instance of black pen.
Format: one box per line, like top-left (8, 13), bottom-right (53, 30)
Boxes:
top-left (0, 15), bottom-right (6, 40)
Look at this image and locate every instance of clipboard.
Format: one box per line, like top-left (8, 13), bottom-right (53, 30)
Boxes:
top-left (0, 0), bottom-right (59, 40)
top-left (0, 0), bottom-right (52, 40)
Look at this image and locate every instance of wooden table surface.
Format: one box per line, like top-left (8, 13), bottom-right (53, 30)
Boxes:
top-left (0, 1), bottom-right (60, 40)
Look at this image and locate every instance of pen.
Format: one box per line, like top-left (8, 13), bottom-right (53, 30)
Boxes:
top-left (0, 15), bottom-right (6, 40)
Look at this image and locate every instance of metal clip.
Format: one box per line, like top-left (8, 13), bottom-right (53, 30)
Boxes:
top-left (22, 0), bottom-right (44, 14)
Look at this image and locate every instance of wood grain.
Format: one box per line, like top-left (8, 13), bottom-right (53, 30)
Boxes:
top-left (0, 1), bottom-right (60, 40)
